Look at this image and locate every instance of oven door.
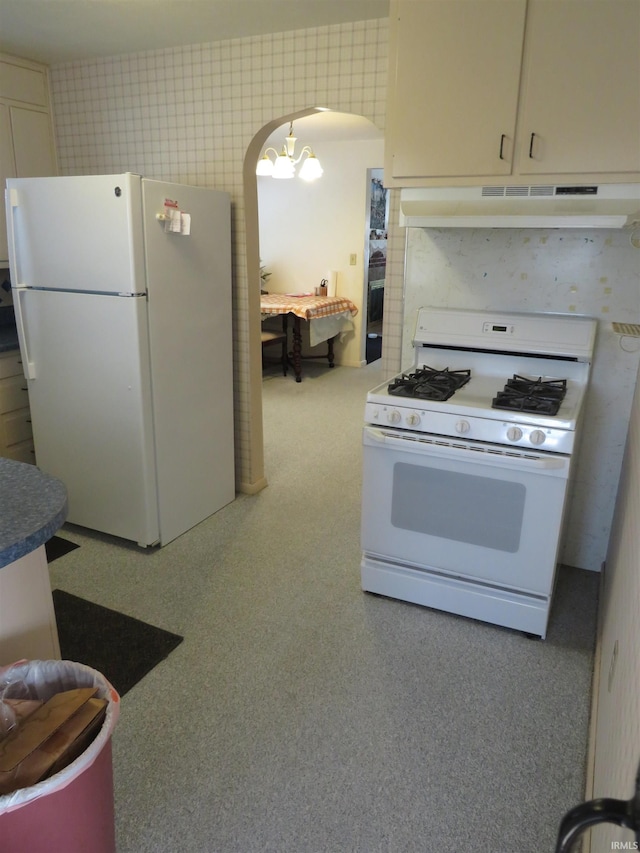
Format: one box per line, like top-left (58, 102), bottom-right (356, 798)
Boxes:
top-left (361, 426), bottom-right (571, 595)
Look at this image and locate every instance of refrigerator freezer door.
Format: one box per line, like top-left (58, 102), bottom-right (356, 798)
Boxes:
top-left (6, 173), bottom-right (145, 295)
top-left (19, 288), bottom-right (160, 545)
top-left (141, 178), bottom-right (235, 544)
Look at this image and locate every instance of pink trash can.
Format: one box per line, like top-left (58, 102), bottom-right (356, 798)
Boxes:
top-left (0, 659), bottom-right (120, 853)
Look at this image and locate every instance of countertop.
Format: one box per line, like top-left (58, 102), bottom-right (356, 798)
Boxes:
top-left (0, 458), bottom-right (68, 568)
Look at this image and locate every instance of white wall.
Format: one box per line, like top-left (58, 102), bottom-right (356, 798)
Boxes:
top-left (258, 136), bottom-right (384, 367)
top-left (590, 361), bottom-right (640, 850)
top-left (402, 226), bottom-right (640, 572)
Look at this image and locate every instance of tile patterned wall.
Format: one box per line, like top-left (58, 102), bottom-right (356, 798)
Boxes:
top-left (49, 18), bottom-right (399, 491)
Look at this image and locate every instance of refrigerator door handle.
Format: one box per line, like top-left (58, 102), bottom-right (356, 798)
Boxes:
top-left (7, 190), bottom-right (35, 378)
top-left (6, 188), bottom-right (25, 287)
top-left (14, 289), bottom-right (36, 379)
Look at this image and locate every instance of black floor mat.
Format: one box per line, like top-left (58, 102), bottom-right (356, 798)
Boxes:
top-left (52, 589), bottom-right (183, 696)
top-left (45, 535), bottom-right (80, 562)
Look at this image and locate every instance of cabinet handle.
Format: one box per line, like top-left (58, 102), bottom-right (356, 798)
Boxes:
top-left (528, 132), bottom-right (536, 159)
top-left (499, 134), bottom-right (506, 160)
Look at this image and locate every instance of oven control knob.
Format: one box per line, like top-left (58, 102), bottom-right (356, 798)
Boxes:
top-left (387, 410), bottom-right (401, 425)
top-left (455, 420), bottom-right (471, 435)
top-left (406, 413), bottom-right (421, 427)
top-left (507, 427), bottom-right (523, 442)
top-left (530, 429), bottom-right (546, 446)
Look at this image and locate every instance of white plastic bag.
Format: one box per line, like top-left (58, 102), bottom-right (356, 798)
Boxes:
top-left (0, 659), bottom-right (120, 814)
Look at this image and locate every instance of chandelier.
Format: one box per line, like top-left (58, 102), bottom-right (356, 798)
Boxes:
top-left (256, 122), bottom-right (323, 181)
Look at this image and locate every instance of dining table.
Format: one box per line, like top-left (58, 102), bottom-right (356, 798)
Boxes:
top-left (260, 293), bottom-right (358, 382)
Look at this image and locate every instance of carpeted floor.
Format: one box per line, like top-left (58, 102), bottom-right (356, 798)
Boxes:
top-left (48, 361), bottom-right (599, 853)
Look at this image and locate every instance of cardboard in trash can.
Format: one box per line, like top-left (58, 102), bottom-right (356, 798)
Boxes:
top-left (0, 660), bottom-right (120, 853)
top-left (0, 693), bottom-right (107, 794)
top-left (0, 688), bottom-right (98, 771)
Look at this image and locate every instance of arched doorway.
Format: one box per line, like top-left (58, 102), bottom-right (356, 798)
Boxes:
top-left (243, 109), bottom-right (383, 487)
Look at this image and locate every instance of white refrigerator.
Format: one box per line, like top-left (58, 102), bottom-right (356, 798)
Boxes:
top-left (5, 173), bottom-right (235, 547)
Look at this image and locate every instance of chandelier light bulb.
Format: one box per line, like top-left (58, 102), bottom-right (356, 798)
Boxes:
top-left (256, 154), bottom-right (274, 176)
top-left (298, 153), bottom-right (323, 182)
top-left (272, 149), bottom-right (295, 179)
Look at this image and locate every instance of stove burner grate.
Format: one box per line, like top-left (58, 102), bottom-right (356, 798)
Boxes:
top-left (388, 366), bottom-right (471, 401)
top-left (492, 375), bottom-right (568, 415)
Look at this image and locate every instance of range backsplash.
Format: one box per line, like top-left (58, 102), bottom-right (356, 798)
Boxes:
top-left (402, 226), bottom-right (640, 573)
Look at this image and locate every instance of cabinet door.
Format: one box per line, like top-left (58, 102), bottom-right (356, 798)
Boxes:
top-left (386, 0), bottom-right (527, 182)
top-left (10, 106), bottom-right (56, 176)
top-left (0, 106), bottom-right (56, 265)
top-left (0, 103), bottom-right (17, 264)
top-left (0, 58), bottom-right (49, 106)
top-left (517, 0), bottom-right (640, 177)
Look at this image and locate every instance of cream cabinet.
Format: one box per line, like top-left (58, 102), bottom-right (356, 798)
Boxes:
top-left (0, 54), bottom-right (57, 266)
top-left (0, 350), bottom-right (35, 463)
top-left (516, 0), bottom-right (640, 178)
top-left (385, 0), bottom-right (640, 187)
top-left (386, 0), bottom-right (527, 182)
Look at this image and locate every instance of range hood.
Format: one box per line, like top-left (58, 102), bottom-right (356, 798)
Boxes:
top-left (399, 184), bottom-right (640, 229)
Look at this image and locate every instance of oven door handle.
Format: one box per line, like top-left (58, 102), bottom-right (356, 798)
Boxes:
top-left (363, 427), bottom-right (571, 475)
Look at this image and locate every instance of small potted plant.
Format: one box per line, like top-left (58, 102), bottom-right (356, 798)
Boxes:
top-left (260, 262), bottom-right (271, 294)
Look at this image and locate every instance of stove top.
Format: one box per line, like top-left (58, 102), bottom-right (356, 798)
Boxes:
top-left (365, 308), bottom-right (597, 454)
top-left (365, 351), bottom-right (591, 454)
top-left (388, 368), bottom-right (572, 416)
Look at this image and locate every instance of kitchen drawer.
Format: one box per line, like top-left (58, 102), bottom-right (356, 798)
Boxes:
top-left (0, 374), bottom-right (29, 413)
top-left (0, 351), bottom-right (23, 380)
top-left (2, 407), bottom-right (32, 446)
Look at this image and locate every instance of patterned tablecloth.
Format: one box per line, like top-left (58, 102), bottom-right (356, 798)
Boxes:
top-left (260, 294), bottom-right (358, 320)
top-left (261, 294), bottom-right (358, 347)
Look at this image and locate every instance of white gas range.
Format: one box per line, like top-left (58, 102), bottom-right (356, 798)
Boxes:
top-left (361, 307), bottom-right (597, 638)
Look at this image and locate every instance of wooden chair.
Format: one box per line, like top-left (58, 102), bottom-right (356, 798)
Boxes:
top-left (261, 329), bottom-right (288, 375)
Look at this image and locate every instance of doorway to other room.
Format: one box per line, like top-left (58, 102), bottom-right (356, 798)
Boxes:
top-left (364, 168), bottom-right (388, 364)
top-left (256, 112), bottom-right (384, 370)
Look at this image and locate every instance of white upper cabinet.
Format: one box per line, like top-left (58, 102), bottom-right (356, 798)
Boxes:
top-left (385, 0), bottom-right (640, 187)
top-left (386, 0), bottom-right (527, 182)
top-left (515, 0), bottom-right (640, 177)
top-left (9, 106), bottom-right (57, 178)
top-left (0, 54), bottom-right (58, 266)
